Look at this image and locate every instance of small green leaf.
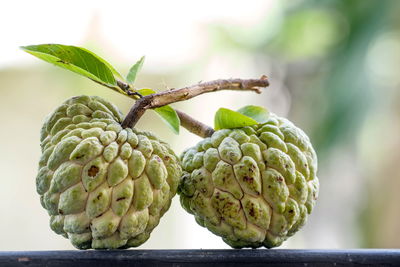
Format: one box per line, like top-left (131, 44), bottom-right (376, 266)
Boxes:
top-left (154, 106), bottom-right (180, 134)
top-left (214, 108), bottom-right (258, 130)
top-left (21, 44), bottom-right (121, 87)
top-left (138, 88), bottom-right (180, 134)
top-left (137, 88), bottom-right (155, 96)
top-left (126, 56), bottom-right (145, 84)
top-left (237, 105), bottom-right (270, 123)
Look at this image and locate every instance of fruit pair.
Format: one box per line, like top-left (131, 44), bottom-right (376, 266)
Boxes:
top-left (37, 95), bottom-right (319, 249)
top-left (25, 43), bottom-right (319, 249)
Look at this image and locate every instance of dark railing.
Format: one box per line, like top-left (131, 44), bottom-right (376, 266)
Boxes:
top-left (1, 249), bottom-right (400, 267)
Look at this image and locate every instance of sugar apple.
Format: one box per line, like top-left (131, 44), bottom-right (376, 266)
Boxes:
top-left (178, 113), bottom-right (319, 248)
top-left (37, 95), bottom-right (182, 249)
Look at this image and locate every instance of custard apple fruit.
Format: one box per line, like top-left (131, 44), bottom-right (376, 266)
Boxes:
top-left (178, 113), bottom-right (319, 248)
top-left (37, 95), bottom-right (182, 249)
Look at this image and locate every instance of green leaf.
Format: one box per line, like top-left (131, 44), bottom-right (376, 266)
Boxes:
top-left (237, 105), bottom-right (270, 123)
top-left (154, 106), bottom-right (180, 134)
top-left (214, 108), bottom-right (258, 130)
top-left (21, 44), bottom-right (121, 87)
top-left (137, 88), bottom-right (180, 134)
top-left (126, 56), bottom-right (145, 84)
top-left (137, 88), bottom-right (155, 96)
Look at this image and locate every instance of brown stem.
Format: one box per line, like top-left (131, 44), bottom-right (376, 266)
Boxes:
top-left (121, 76), bottom-right (269, 136)
top-left (176, 110), bottom-right (215, 138)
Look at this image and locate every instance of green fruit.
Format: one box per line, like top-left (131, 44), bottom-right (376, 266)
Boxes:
top-left (37, 95), bottom-right (181, 249)
top-left (178, 113), bottom-right (319, 248)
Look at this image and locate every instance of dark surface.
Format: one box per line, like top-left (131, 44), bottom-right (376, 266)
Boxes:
top-left (1, 249), bottom-right (400, 267)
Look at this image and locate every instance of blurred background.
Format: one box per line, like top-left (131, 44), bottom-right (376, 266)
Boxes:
top-left (1, 0), bottom-right (399, 250)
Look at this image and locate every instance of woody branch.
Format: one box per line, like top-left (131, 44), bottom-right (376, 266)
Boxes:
top-left (121, 76), bottom-right (269, 137)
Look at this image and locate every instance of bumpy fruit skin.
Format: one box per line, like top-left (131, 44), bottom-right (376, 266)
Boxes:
top-left (37, 95), bottom-right (181, 249)
top-left (178, 114), bottom-right (319, 248)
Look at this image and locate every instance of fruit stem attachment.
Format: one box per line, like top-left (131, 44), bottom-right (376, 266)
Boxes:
top-left (121, 76), bottom-right (270, 137)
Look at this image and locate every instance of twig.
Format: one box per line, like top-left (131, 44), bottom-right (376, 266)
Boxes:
top-left (176, 110), bottom-right (215, 138)
top-left (121, 76), bottom-right (269, 136)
